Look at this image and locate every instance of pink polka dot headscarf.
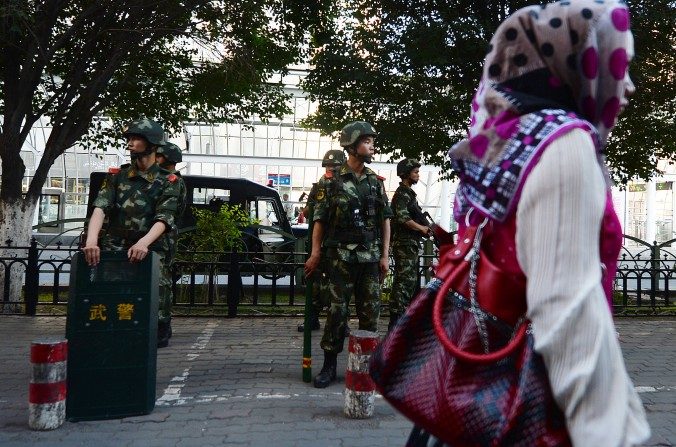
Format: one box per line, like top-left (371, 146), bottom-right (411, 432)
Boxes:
top-left (457, 0), bottom-right (632, 161)
top-left (449, 0), bottom-right (633, 222)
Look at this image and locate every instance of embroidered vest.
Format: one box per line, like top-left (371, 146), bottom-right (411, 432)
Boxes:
top-left (457, 158), bottom-right (622, 311)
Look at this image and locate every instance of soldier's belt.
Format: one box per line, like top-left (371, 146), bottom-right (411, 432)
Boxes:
top-left (327, 229), bottom-right (378, 244)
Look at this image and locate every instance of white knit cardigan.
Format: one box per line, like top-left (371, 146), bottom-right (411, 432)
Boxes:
top-left (515, 128), bottom-right (651, 446)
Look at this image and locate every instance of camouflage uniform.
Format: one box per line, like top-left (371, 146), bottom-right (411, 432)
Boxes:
top-left (92, 162), bottom-right (182, 324)
top-left (305, 182), bottom-right (327, 317)
top-left (299, 149), bottom-right (345, 333)
top-left (155, 142), bottom-right (187, 324)
top-left (158, 175), bottom-right (185, 323)
top-left (390, 182), bottom-right (424, 319)
top-left (166, 173), bottom-right (187, 259)
top-left (313, 163), bottom-right (393, 354)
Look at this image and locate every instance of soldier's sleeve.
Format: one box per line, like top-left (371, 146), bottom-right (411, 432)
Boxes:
top-left (153, 176), bottom-right (181, 231)
top-left (312, 177), bottom-right (330, 223)
top-left (394, 191), bottom-right (412, 224)
top-left (380, 181), bottom-right (393, 220)
top-left (178, 178), bottom-right (188, 217)
top-left (307, 183), bottom-right (318, 206)
top-left (92, 172), bottom-right (117, 214)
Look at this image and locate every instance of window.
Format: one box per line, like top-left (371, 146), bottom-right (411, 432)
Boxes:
top-left (248, 197), bottom-right (279, 228)
top-left (192, 188), bottom-right (231, 205)
top-left (38, 195), bottom-right (61, 226)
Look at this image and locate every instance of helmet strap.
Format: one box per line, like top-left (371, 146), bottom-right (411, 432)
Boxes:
top-left (358, 153), bottom-right (373, 164)
top-left (130, 146), bottom-right (155, 161)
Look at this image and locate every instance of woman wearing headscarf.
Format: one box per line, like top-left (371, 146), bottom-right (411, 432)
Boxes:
top-left (409, 0), bottom-right (650, 445)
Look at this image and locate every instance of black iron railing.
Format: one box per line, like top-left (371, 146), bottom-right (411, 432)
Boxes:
top-left (2, 236), bottom-right (675, 316)
top-left (614, 236), bottom-right (676, 313)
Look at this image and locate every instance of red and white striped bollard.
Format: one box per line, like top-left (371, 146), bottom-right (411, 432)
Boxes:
top-left (29, 339), bottom-right (67, 430)
top-left (344, 330), bottom-right (379, 418)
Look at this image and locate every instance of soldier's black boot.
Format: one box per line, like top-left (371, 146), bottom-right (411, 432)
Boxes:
top-left (157, 322), bottom-right (170, 349)
top-left (313, 351), bottom-right (337, 388)
top-left (297, 314), bottom-right (320, 332)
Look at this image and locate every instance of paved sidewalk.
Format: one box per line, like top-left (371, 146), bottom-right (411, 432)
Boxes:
top-left (0, 316), bottom-right (674, 447)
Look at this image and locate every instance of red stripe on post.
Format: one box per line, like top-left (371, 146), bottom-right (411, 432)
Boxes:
top-left (345, 370), bottom-right (375, 393)
top-left (29, 381), bottom-right (67, 404)
top-left (348, 336), bottom-right (379, 355)
top-left (30, 342), bottom-right (68, 364)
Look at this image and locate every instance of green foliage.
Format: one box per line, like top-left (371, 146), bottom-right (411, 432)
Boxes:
top-left (178, 204), bottom-right (257, 262)
top-left (605, 0), bottom-right (676, 184)
top-left (0, 0), bottom-right (332, 204)
top-left (302, 0), bottom-right (675, 183)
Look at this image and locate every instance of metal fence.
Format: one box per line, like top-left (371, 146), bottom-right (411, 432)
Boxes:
top-left (614, 236), bottom-right (675, 313)
top-left (1, 236), bottom-right (675, 316)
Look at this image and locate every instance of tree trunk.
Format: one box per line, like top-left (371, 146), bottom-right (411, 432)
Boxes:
top-left (0, 199), bottom-right (37, 313)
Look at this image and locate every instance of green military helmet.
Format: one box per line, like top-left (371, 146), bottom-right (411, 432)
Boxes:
top-left (122, 118), bottom-right (165, 146)
top-left (397, 158), bottom-right (421, 178)
top-left (339, 121), bottom-right (377, 148)
top-left (157, 142), bottom-right (183, 164)
top-left (321, 149), bottom-right (345, 167)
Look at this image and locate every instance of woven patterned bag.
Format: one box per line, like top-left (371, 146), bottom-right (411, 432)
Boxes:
top-left (370, 218), bottom-right (571, 446)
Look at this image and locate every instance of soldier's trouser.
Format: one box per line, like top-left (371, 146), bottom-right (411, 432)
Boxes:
top-left (310, 259), bottom-right (330, 315)
top-left (308, 272), bottom-right (324, 316)
top-left (390, 244), bottom-right (419, 317)
top-left (320, 259), bottom-right (381, 354)
top-left (157, 251), bottom-right (173, 324)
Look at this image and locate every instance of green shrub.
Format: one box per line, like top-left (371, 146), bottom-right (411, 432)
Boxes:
top-left (178, 203), bottom-right (257, 262)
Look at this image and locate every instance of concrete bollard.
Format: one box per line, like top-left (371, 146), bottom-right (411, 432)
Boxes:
top-left (344, 330), bottom-right (379, 419)
top-left (29, 339), bottom-right (67, 430)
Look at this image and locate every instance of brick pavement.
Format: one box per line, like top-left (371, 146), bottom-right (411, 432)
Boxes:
top-left (0, 316), bottom-right (673, 447)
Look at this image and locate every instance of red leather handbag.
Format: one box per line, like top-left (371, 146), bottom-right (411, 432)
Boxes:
top-left (370, 217), bottom-right (571, 446)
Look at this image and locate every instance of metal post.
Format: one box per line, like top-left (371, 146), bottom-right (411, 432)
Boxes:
top-left (227, 249), bottom-right (241, 317)
top-left (651, 242), bottom-right (659, 306)
top-left (344, 330), bottom-right (379, 418)
top-left (29, 339), bottom-right (67, 430)
top-left (302, 275), bottom-right (313, 383)
top-left (302, 231), bottom-right (313, 383)
top-left (25, 238), bottom-right (39, 316)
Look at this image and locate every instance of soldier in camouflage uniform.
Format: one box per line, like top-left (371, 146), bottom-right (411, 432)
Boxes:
top-left (155, 142), bottom-right (187, 340)
top-left (83, 119), bottom-right (181, 348)
top-left (297, 149), bottom-right (345, 332)
top-left (389, 158), bottom-right (431, 331)
top-left (304, 121), bottom-right (392, 388)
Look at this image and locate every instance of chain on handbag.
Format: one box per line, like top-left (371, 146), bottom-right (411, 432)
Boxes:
top-left (432, 209), bottom-right (529, 364)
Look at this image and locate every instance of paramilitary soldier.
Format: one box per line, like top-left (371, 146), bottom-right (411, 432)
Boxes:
top-left (155, 142), bottom-right (188, 342)
top-left (304, 121), bottom-right (393, 388)
top-left (83, 119), bottom-right (182, 348)
top-left (389, 158), bottom-right (431, 331)
top-left (297, 149), bottom-right (346, 332)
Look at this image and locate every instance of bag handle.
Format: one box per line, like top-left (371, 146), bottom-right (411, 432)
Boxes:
top-left (432, 211), bottom-right (528, 364)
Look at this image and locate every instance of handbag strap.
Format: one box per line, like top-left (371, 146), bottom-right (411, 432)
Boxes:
top-left (432, 213), bottom-right (528, 364)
